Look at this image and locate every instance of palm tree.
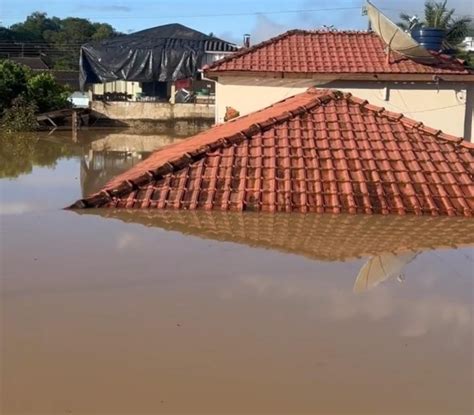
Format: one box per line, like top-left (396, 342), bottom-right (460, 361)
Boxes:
top-left (398, 1), bottom-right (471, 48)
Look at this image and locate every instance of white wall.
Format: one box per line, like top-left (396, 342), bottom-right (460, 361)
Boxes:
top-left (215, 76), bottom-right (473, 140)
top-left (92, 81), bottom-right (142, 98)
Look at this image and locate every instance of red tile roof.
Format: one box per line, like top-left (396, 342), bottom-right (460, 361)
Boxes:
top-left (204, 30), bottom-right (473, 78)
top-left (70, 88), bottom-right (474, 216)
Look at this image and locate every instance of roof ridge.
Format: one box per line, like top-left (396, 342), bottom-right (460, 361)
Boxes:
top-left (345, 94), bottom-right (472, 150)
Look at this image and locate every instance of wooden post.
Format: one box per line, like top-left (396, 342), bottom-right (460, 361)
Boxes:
top-left (72, 110), bottom-right (78, 143)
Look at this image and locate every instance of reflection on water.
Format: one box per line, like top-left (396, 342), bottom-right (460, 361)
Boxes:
top-left (83, 209), bottom-right (474, 293)
top-left (1, 129), bottom-right (473, 414)
top-left (0, 129), bottom-right (181, 197)
top-left (354, 252), bottom-right (418, 292)
top-left (0, 133), bottom-right (79, 179)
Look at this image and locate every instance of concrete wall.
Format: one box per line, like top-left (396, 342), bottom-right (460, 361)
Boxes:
top-left (215, 76), bottom-right (473, 140)
top-left (91, 101), bottom-right (214, 120)
top-left (90, 101), bottom-right (215, 133)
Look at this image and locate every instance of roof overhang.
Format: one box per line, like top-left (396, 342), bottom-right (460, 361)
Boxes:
top-left (204, 70), bottom-right (474, 83)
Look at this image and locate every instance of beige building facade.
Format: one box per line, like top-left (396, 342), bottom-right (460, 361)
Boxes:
top-left (213, 76), bottom-right (474, 141)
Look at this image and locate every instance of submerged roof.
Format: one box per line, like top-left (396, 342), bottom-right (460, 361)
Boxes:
top-left (204, 30), bottom-right (473, 79)
top-left (70, 88), bottom-right (474, 216)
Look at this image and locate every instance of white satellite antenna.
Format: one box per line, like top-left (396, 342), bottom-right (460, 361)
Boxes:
top-left (353, 252), bottom-right (418, 293)
top-left (366, 1), bottom-right (437, 64)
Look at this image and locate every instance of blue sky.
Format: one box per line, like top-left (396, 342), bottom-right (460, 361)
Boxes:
top-left (0, 0), bottom-right (472, 44)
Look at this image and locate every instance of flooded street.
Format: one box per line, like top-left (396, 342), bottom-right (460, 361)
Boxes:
top-left (1, 130), bottom-right (473, 414)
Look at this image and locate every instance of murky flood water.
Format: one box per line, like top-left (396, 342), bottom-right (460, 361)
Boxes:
top-left (1, 130), bottom-right (473, 414)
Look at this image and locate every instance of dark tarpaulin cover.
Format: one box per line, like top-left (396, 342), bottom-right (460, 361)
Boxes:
top-left (79, 23), bottom-right (237, 90)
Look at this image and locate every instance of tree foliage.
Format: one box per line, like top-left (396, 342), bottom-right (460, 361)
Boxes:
top-left (0, 12), bottom-right (121, 70)
top-left (26, 72), bottom-right (70, 113)
top-left (0, 59), bottom-right (30, 112)
top-left (1, 96), bottom-right (38, 132)
top-left (0, 60), bottom-right (70, 130)
top-left (398, 1), bottom-right (472, 48)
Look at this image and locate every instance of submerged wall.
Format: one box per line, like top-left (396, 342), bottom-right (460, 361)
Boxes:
top-left (90, 101), bottom-right (215, 133)
top-left (214, 76), bottom-right (473, 141)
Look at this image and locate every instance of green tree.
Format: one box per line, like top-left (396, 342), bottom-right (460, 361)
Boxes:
top-left (1, 12), bottom-right (121, 70)
top-left (26, 72), bottom-right (70, 113)
top-left (1, 96), bottom-right (38, 132)
top-left (0, 60), bottom-right (71, 130)
top-left (9, 12), bottom-right (59, 41)
top-left (91, 23), bottom-right (117, 41)
top-left (0, 59), bottom-right (30, 113)
top-left (398, 1), bottom-right (472, 48)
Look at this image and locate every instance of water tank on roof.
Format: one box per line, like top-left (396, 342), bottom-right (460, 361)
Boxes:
top-left (411, 28), bottom-right (445, 51)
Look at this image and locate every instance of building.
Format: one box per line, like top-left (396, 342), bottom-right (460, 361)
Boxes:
top-left (70, 88), bottom-right (473, 217)
top-left (203, 30), bottom-right (474, 140)
top-left (79, 23), bottom-right (237, 128)
top-left (81, 23), bottom-right (237, 103)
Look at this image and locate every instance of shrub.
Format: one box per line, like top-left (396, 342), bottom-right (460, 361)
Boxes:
top-left (0, 60), bottom-right (31, 114)
top-left (0, 60), bottom-right (70, 131)
top-left (27, 71), bottom-right (70, 113)
top-left (1, 96), bottom-right (39, 132)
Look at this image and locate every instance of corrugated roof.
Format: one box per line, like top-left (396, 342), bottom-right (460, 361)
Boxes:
top-left (204, 30), bottom-right (472, 77)
top-left (70, 88), bottom-right (474, 216)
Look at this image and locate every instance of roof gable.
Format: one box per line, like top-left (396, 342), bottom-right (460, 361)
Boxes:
top-left (70, 88), bottom-right (474, 216)
top-left (204, 30), bottom-right (471, 77)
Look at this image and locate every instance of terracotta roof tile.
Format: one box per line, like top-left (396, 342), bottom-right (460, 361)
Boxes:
top-left (70, 88), bottom-right (474, 216)
top-left (204, 30), bottom-right (472, 76)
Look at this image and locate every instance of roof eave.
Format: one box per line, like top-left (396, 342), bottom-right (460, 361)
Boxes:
top-left (204, 70), bottom-right (474, 82)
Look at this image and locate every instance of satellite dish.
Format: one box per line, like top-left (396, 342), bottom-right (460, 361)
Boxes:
top-left (366, 1), bottom-right (437, 64)
top-left (353, 252), bottom-right (418, 293)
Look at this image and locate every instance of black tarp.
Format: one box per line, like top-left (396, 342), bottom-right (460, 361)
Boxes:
top-left (79, 23), bottom-right (237, 90)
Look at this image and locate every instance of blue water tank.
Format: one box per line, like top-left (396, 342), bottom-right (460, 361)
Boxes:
top-left (411, 28), bottom-right (445, 51)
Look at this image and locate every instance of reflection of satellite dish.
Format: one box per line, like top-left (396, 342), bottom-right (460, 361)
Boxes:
top-left (366, 1), bottom-right (437, 64)
top-left (353, 252), bottom-right (418, 293)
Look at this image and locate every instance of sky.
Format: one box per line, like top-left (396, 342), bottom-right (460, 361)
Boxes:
top-left (0, 0), bottom-right (472, 44)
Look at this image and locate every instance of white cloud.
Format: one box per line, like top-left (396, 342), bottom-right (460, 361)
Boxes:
top-left (116, 232), bottom-right (140, 251)
top-left (0, 202), bottom-right (35, 215)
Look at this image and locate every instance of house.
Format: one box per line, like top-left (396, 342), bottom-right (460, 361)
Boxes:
top-left (70, 88), bottom-right (474, 217)
top-left (203, 30), bottom-right (474, 140)
top-left (81, 24), bottom-right (237, 103)
top-left (79, 23), bottom-right (237, 128)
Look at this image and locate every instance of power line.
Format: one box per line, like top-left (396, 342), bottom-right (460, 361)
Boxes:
top-left (0, 6), bottom-right (362, 20)
top-left (0, 6), bottom-right (472, 20)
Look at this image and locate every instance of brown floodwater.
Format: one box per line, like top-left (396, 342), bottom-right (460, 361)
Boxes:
top-left (1, 130), bottom-right (473, 415)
